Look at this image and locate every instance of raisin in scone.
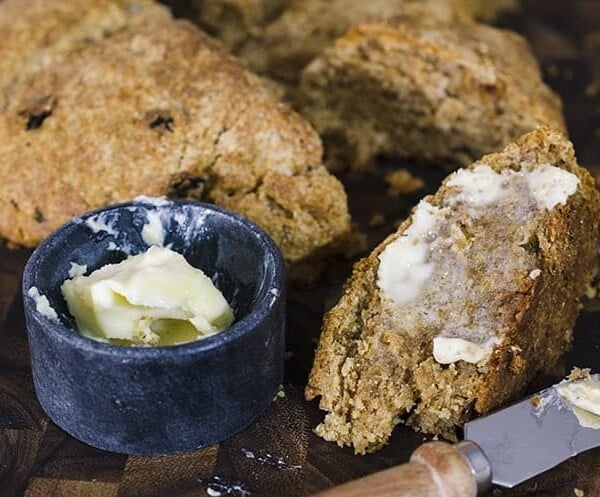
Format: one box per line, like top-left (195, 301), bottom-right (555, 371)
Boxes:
top-left (298, 17), bottom-right (565, 171)
top-left (306, 128), bottom-right (600, 454)
top-left (0, 0), bottom-right (351, 263)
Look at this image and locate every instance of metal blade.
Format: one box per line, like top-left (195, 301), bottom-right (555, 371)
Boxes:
top-left (464, 375), bottom-right (600, 488)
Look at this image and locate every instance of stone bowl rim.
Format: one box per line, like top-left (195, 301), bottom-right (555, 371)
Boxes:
top-left (22, 199), bottom-right (286, 360)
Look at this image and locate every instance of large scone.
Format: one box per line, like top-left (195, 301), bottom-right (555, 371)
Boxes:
top-left (234, 0), bottom-right (474, 85)
top-left (0, 0), bottom-right (351, 263)
top-left (298, 18), bottom-right (566, 170)
top-left (187, 0), bottom-right (473, 86)
top-left (306, 128), bottom-right (600, 454)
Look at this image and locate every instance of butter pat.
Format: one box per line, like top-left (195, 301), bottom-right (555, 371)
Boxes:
top-left (61, 246), bottom-right (234, 346)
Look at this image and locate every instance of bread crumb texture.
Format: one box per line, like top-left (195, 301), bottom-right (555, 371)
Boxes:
top-left (306, 128), bottom-right (600, 454)
top-left (0, 0), bottom-right (351, 263)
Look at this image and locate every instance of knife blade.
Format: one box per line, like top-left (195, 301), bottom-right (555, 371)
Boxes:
top-left (310, 373), bottom-right (600, 497)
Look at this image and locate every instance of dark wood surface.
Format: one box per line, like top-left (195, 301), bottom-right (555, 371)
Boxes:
top-left (2, 2), bottom-right (600, 496)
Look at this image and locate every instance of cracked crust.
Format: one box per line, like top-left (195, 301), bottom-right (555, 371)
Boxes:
top-left (305, 128), bottom-right (600, 454)
top-left (0, 0), bottom-right (351, 263)
top-left (233, 0), bottom-right (474, 85)
top-left (297, 17), bottom-right (566, 171)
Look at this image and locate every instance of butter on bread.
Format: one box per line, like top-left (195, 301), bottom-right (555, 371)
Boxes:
top-left (306, 128), bottom-right (600, 454)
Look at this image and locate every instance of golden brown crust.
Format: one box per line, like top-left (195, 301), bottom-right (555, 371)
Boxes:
top-left (298, 18), bottom-right (566, 171)
top-left (306, 128), bottom-right (600, 454)
top-left (0, 0), bottom-right (351, 263)
top-left (234, 0), bottom-right (474, 85)
top-left (0, 0), bottom-right (169, 109)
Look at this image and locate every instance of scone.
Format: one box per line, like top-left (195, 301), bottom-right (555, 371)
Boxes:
top-left (0, 0), bottom-right (168, 110)
top-left (234, 0), bottom-right (474, 85)
top-left (182, 0), bottom-right (290, 51)
top-left (306, 128), bottom-right (600, 454)
top-left (298, 17), bottom-right (566, 171)
top-left (0, 0), bottom-right (351, 263)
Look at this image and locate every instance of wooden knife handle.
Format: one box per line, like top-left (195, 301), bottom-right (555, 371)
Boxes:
top-left (310, 442), bottom-right (479, 497)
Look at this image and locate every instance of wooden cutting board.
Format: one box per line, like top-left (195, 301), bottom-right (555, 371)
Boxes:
top-left (1, 1), bottom-right (600, 496)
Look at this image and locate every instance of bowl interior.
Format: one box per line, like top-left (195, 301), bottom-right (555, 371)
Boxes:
top-left (25, 199), bottom-right (282, 346)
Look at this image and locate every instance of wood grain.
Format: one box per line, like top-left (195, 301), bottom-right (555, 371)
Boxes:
top-left (1, 1), bottom-right (600, 496)
top-left (311, 442), bottom-right (477, 497)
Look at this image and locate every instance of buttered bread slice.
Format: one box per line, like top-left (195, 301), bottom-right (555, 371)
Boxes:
top-left (306, 128), bottom-right (600, 454)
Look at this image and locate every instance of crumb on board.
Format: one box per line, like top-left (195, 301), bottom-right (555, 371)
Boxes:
top-left (585, 84), bottom-right (599, 98)
top-left (568, 367), bottom-right (591, 382)
top-left (341, 229), bottom-right (368, 258)
top-left (574, 488), bottom-right (585, 497)
top-left (531, 395), bottom-right (543, 408)
top-left (385, 169), bottom-right (425, 196)
top-left (273, 384), bottom-right (286, 401)
top-left (368, 213), bottom-right (385, 228)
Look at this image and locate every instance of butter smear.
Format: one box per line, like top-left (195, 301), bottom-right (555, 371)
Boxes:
top-left (556, 373), bottom-right (600, 429)
top-left (61, 246), bottom-right (234, 346)
top-left (377, 163), bottom-right (580, 366)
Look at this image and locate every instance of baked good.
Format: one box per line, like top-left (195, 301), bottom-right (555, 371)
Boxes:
top-left (297, 16), bottom-right (566, 171)
top-left (236, 0), bottom-right (474, 85)
top-left (0, 0), bottom-right (351, 263)
top-left (188, 0), bottom-right (474, 86)
top-left (183, 0), bottom-right (290, 51)
top-left (0, 0), bottom-right (167, 109)
top-left (305, 128), bottom-right (600, 454)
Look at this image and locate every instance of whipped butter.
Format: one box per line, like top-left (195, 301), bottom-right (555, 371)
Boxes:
top-left (61, 246), bottom-right (234, 346)
top-left (557, 374), bottom-right (600, 429)
top-left (141, 210), bottom-right (165, 246)
top-left (446, 163), bottom-right (579, 209)
top-left (432, 336), bottom-right (501, 365)
top-left (376, 163), bottom-right (580, 365)
top-left (377, 200), bottom-right (440, 306)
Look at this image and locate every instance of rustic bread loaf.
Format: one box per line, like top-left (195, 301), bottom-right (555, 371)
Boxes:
top-left (306, 128), bottom-right (600, 454)
top-left (235, 0), bottom-right (474, 85)
top-left (0, 0), bottom-right (351, 263)
top-left (297, 17), bottom-right (566, 171)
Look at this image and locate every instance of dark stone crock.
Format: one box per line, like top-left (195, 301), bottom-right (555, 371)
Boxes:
top-left (22, 199), bottom-right (286, 455)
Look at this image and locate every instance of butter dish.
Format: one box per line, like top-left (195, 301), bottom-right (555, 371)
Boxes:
top-left (22, 199), bottom-right (286, 455)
